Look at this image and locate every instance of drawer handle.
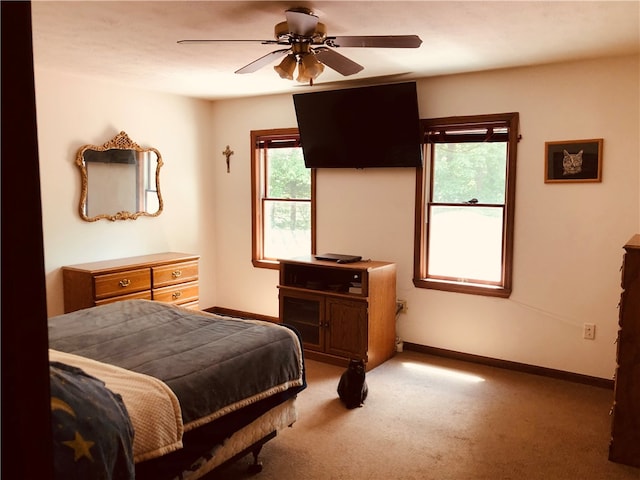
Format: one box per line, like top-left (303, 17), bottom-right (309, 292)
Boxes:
top-left (119, 279), bottom-right (131, 288)
top-left (172, 270), bottom-right (182, 278)
top-left (172, 291), bottom-right (182, 300)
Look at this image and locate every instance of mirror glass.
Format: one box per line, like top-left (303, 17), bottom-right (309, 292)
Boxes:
top-left (77, 132), bottom-right (163, 221)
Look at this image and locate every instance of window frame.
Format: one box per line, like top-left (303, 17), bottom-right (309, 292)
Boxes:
top-left (251, 128), bottom-right (316, 270)
top-left (413, 112), bottom-right (519, 297)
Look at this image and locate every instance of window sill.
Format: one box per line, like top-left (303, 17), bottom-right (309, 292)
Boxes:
top-left (413, 278), bottom-right (511, 298)
top-left (252, 258), bottom-right (280, 270)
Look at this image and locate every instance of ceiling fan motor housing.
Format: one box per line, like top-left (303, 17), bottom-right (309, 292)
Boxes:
top-left (274, 21), bottom-right (327, 45)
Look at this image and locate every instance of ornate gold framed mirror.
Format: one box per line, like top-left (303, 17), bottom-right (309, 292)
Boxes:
top-left (76, 131), bottom-right (163, 222)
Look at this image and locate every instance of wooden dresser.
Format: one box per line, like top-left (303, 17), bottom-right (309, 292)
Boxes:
top-left (609, 234), bottom-right (640, 467)
top-left (62, 252), bottom-right (199, 313)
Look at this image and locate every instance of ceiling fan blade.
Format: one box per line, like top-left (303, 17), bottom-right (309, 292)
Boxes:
top-left (328, 35), bottom-right (423, 48)
top-left (178, 39), bottom-right (279, 45)
top-left (313, 47), bottom-right (363, 76)
top-left (285, 9), bottom-right (319, 36)
top-left (235, 48), bottom-right (290, 74)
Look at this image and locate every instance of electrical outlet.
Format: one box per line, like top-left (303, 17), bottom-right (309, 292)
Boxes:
top-left (583, 323), bottom-right (596, 340)
top-left (396, 299), bottom-right (408, 314)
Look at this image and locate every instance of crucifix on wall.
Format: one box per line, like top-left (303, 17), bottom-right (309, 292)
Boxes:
top-left (222, 145), bottom-right (234, 173)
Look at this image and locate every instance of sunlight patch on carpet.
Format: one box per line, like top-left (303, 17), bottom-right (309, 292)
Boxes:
top-left (401, 361), bottom-right (485, 383)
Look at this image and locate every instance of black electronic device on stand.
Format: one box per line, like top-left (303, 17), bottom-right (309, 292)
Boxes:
top-left (314, 253), bottom-right (362, 264)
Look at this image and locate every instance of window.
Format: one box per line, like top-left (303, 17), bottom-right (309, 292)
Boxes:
top-left (413, 113), bottom-right (519, 297)
top-left (251, 129), bottom-right (316, 269)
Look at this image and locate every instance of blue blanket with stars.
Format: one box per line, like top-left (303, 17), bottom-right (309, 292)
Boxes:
top-left (50, 361), bottom-right (135, 480)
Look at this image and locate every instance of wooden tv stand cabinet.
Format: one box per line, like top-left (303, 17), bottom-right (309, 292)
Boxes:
top-left (278, 256), bottom-right (396, 371)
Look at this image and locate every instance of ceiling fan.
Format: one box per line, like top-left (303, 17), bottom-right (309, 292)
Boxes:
top-left (178, 7), bottom-right (422, 85)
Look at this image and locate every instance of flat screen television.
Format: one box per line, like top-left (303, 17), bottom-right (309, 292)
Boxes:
top-left (293, 81), bottom-right (423, 168)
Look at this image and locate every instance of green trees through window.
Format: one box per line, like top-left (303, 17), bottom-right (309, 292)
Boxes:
top-left (414, 113), bottom-right (519, 297)
top-left (432, 142), bottom-right (506, 204)
top-left (263, 146), bottom-right (312, 260)
top-left (265, 146), bottom-right (312, 232)
top-left (251, 129), bottom-right (316, 269)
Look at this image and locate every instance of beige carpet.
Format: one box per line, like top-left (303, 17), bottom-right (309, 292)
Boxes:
top-left (207, 351), bottom-right (638, 480)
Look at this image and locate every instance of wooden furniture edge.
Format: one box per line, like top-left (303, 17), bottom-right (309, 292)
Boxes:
top-left (62, 252), bottom-right (200, 273)
top-left (205, 306), bottom-right (279, 324)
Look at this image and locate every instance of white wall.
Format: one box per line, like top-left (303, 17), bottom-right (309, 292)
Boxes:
top-left (208, 55), bottom-right (639, 379)
top-left (35, 69), bottom-right (216, 315)
top-left (36, 55), bottom-right (639, 379)
top-left (208, 95), bottom-right (300, 314)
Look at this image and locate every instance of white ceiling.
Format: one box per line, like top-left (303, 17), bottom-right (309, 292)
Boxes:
top-left (31, 1), bottom-right (640, 100)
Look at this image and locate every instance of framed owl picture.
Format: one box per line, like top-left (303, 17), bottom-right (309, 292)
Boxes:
top-left (544, 138), bottom-right (603, 183)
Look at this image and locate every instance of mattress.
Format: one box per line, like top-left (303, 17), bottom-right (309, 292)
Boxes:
top-left (48, 300), bottom-right (306, 479)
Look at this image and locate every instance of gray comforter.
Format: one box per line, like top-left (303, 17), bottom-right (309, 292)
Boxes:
top-left (48, 300), bottom-right (305, 429)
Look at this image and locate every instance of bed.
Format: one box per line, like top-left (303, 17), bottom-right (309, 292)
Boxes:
top-left (47, 299), bottom-right (306, 479)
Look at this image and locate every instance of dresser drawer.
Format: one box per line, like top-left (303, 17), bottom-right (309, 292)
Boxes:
top-left (95, 290), bottom-right (153, 306)
top-left (152, 261), bottom-right (199, 288)
top-left (153, 281), bottom-right (199, 305)
top-left (94, 268), bottom-right (151, 300)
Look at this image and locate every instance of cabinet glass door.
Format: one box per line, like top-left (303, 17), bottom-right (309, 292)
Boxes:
top-left (280, 291), bottom-right (324, 351)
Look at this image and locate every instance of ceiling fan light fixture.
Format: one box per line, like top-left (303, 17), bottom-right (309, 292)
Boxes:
top-left (311, 22), bottom-right (327, 44)
top-left (274, 21), bottom-right (289, 42)
top-left (274, 54), bottom-right (297, 80)
top-left (300, 53), bottom-right (325, 79)
top-left (296, 60), bottom-right (308, 83)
